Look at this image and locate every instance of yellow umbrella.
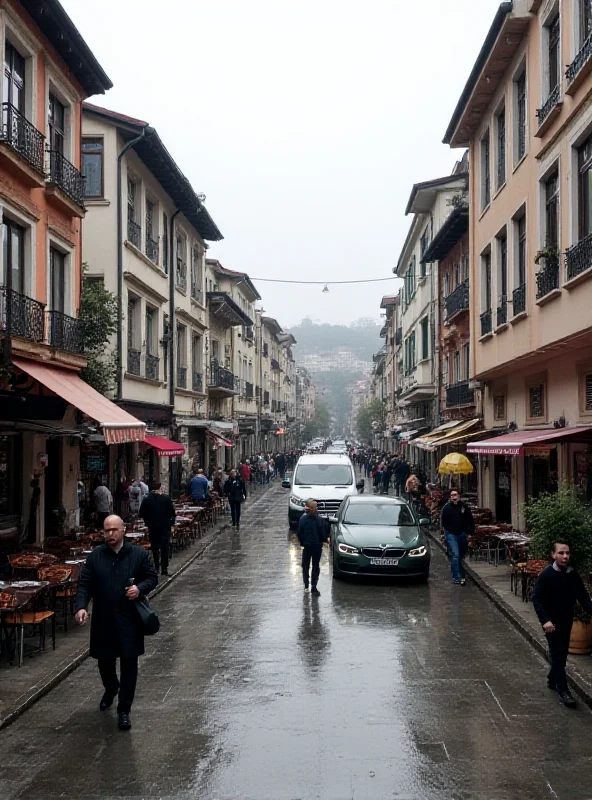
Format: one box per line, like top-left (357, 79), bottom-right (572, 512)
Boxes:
top-left (438, 452), bottom-right (474, 475)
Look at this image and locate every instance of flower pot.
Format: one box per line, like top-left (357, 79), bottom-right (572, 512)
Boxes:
top-left (569, 620), bottom-right (592, 655)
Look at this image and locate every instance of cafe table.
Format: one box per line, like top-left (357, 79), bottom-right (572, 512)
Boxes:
top-left (0, 580), bottom-right (52, 665)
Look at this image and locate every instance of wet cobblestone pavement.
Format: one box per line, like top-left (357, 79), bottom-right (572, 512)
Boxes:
top-left (2, 484), bottom-right (592, 799)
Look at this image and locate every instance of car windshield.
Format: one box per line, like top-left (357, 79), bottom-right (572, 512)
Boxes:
top-left (295, 464), bottom-right (353, 485)
top-left (343, 502), bottom-right (416, 526)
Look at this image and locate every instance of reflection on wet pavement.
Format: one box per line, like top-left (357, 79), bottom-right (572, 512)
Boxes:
top-left (2, 484), bottom-right (592, 799)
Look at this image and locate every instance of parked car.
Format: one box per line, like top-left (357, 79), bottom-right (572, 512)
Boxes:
top-left (329, 495), bottom-right (431, 580)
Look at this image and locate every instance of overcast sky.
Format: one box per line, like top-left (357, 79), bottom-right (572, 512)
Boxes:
top-left (64, 0), bottom-right (501, 328)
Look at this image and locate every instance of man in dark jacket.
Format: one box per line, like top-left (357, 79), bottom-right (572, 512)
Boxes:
top-left (393, 459), bottom-right (410, 497)
top-left (532, 541), bottom-right (592, 708)
top-left (441, 489), bottom-right (474, 585)
top-left (224, 469), bottom-right (248, 530)
top-left (74, 515), bottom-right (158, 730)
top-left (297, 499), bottom-right (328, 596)
top-left (139, 483), bottom-right (176, 575)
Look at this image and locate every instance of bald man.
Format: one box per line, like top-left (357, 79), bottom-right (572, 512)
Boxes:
top-left (297, 499), bottom-right (328, 596)
top-left (74, 514), bottom-right (158, 731)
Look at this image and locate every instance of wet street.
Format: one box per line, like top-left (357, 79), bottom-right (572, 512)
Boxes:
top-left (2, 484), bottom-right (592, 800)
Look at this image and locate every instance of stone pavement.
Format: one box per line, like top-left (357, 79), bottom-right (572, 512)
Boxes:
top-left (2, 483), bottom-right (592, 799)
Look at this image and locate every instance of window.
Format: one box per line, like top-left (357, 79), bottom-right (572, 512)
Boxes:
top-left (405, 331), bottom-right (416, 373)
top-left (420, 317), bottom-right (429, 360)
top-left (461, 253), bottom-right (469, 282)
top-left (176, 323), bottom-right (187, 380)
top-left (405, 256), bottom-right (416, 303)
top-left (145, 306), bottom-right (156, 355)
top-left (127, 177), bottom-right (140, 247)
top-left (545, 171), bottom-right (559, 249)
top-left (192, 333), bottom-right (202, 374)
top-left (482, 252), bottom-right (492, 311)
top-left (48, 93), bottom-right (65, 155)
top-left (420, 230), bottom-right (429, 275)
top-left (443, 272), bottom-right (450, 297)
top-left (49, 247), bottom-right (66, 313)
top-left (162, 314), bottom-right (169, 382)
top-left (81, 138), bottom-right (103, 198)
top-left (1, 218), bottom-right (25, 293)
top-left (4, 40), bottom-right (25, 112)
top-left (463, 343), bottom-right (470, 381)
top-left (496, 107), bottom-right (506, 189)
top-left (175, 232), bottom-right (187, 289)
top-left (145, 199), bottom-right (158, 263)
top-left (127, 296), bottom-right (139, 375)
top-left (127, 178), bottom-right (136, 223)
top-left (528, 382), bottom-right (546, 421)
top-left (582, 371), bottom-right (592, 413)
top-left (580, 0), bottom-right (592, 46)
top-left (442, 354), bottom-right (449, 387)
top-left (493, 394), bottom-right (506, 421)
top-left (515, 72), bottom-right (527, 162)
top-left (548, 15), bottom-right (561, 96)
top-left (453, 350), bottom-right (460, 383)
top-left (162, 212), bottom-right (168, 273)
top-left (578, 135), bottom-right (592, 240)
top-left (191, 244), bottom-right (202, 302)
top-left (517, 214), bottom-right (527, 286)
top-left (498, 233), bottom-right (508, 301)
top-left (481, 129), bottom-right (491, 208)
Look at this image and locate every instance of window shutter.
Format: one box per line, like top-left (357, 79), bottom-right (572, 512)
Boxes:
top-left (585, 373), bottom-right (592, 411)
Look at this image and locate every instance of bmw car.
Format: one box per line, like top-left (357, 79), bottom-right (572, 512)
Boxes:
top-left (329, 495), bottom-right (431, 580)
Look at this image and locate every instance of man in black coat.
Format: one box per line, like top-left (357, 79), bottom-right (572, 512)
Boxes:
top-left (441, 489), bottom-right (474, 585)
top-left (532, 541), bottom-right (592, 708)
top-left (224, 469), bottom-right (248, 530)
top-left (297, 499), bottom-right (328, 596)
top-left (138, 482), bottom-right (176, 576)
top-left (74, 515), bottom-right (158, 730)
top-left (393, 458), bottom-right (410, 497)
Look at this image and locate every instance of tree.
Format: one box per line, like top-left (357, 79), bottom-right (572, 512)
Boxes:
top-left (302, 403), bottom-right (331, 441)
top-left (78, 277), bottom-right (118, 395)
top-left (356, 399), bottom-right (386, 443)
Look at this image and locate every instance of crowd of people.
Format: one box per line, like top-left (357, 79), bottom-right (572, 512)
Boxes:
top-left (350, 449), bottom-right (428, 508)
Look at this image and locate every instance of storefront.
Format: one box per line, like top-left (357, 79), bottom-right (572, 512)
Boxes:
top-left (411, 418), bottom-right (484, 489)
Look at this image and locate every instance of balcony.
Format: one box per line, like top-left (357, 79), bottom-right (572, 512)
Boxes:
top-left (177, 366), bottom-right (187, 389)
top-left (565, 234), bottom-right (592, 282)
top-left (446, 381), bottom-right (475, 408)
top-left (512, 283), bottom-right (526, 316)
top-left (535, 85), bottom-right (562, 136)
top-left (445, 279), bottom-right (470, 322)
top-left (566, 33), bottom-right (592, 95)
top-left (245, 381), bottom-right (254, 399)
top-left (496, 297), bottom-right (507, 327)
top-left (46, 310), bottom-right (84, 355)
top-left (192, 371), bottom-right (204, 393)
top-left (145, 238), bottom-right (159, 265)
top-left (0, 287), bottom-right (45, 343)
top-left (127, 219), bottom-right (141, 249)
top-left (46, 150), bottom-right (85, 215)
top-left (480, 309), bottom-right (492, 337)
top-left (0, 103), bottom-right (45, 185)
top-left (208, 359), bottom-right (239, 396)
top-left (536, 257), bottom-right (560, 299)
top-left (145, 353), bottom-right (159, 381)
top-left (395, 327), bottom-right (402, 346)
top-left (128, 348), bottom-right (141, 376)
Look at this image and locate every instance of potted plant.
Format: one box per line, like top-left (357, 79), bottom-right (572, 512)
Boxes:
top-left (534, 246), bottom-right (560, 269)
top-left (525, 484), bottom-right (592, 654)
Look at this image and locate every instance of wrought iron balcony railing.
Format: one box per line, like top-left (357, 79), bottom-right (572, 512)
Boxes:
top-left (177, 366), bottom-right (187, 389)
top-left (565, 233), bottom-right (592, 281)
top-left (192, 371), bottom-right (203, 393)
top-left (127, 219), bottom-right (141, 249)
top-left (496, 297), bottom-right (507, 327)
top-left (46, 310), bottom-right (84, 355)
top-left (128, 348), bottom-right (141, 375)
top-left (536, 259), bottom-right (560, 298)
top-left (0, 286), bottom-right (45, 342)
top-left (145, 238), bottom-right (159, 264)
top-left (536, 85), bottom-right (561, 127)
top-left (445, 278), bottom-right (470, 321)
top-left (480, 309), bottom-right (492, 336)
top-left (208, 359), bottom-right (238, 392)
top-left (512, 283), bottom-right (526, 316)
top-left (47, 149), bottom-right (85, 207)
top-left (245, 381), bottom-right (254, 399)
top-left (446, 381), bottom-right (475, 408)
top-left (145, 353), bottom-right (159, 381)
top-left (566, 32), bottom-right (592, 86)
top-left (0, 103), bottom-right (45, 173)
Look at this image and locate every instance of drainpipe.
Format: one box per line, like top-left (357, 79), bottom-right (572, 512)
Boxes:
top-left (116, 125), bottom-right (154, 401)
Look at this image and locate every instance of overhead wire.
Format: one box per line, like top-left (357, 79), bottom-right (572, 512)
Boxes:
top-left (250, 276), bottom-right (397, 285)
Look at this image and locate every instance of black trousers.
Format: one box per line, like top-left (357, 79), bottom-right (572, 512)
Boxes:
top-left (149, 529), bottom-right (170, 572)
top-left (98, 656), bottom-right (139, 713)
top-left (546, 624), bottom-right (572, 693)
top-left (302, 547), bottom-right (322, 589)
top-left (229, 500), bottom-right (242, 527)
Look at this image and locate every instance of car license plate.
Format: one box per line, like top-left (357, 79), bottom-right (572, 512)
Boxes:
top-left (370, 558), bottom-right (399, 566)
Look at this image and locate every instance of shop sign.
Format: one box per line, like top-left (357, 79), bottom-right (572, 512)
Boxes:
top-left (467, 445), bottom-right (522, 456)
top-left (524, 446), bottom-right (551, 457)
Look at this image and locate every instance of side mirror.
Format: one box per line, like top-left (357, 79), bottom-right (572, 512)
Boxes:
top-left (281, 480), bottom-right (290, 489)
top-left (328, 516), bottom-right (338, 524)
top-left (419, 518), bottom-right (430, 527)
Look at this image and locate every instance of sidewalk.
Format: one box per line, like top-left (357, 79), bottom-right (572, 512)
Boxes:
top-left (0, 481), bottom-right (270, 730)
top-left (426, 529), bottom-right (592, 708)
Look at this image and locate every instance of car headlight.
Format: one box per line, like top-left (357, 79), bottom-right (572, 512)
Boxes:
top-left (338, 543), bottom-right (359, 555)
top-left (290, 496), bottom-right (307, 507)
top-left (408, 545), bottom-right (427, 557)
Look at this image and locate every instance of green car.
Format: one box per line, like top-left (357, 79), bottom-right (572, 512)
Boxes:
top-left (329, 495), bottom-right (431, 580)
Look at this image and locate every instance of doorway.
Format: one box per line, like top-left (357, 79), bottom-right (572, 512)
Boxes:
top-left (44, 438), bottom-right (62, 537)
top-left (494, 455), bottom-right (512, 523)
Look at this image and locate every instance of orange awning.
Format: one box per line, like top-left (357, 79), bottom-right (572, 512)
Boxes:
top-left (12, 358), bottom-right (146, 445)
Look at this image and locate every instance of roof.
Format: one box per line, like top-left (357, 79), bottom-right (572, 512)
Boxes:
top-left (421, 204), bottom-right (469, 263)
top-left (380, 296), bottom-right (398, 308)
top-left (405, 173), bottom-right (468, 215)
top-left (261, 316), bottom-right (283, 335)
top-left (277, 332), bottom-right (297, 346)
top-left (83, 104), bottom-right (223, 242)
top-left (443, 2), bottom-right (530, 147)
top-left (21, 0), bottom-right (112, 96)
top-left (205, 259), bottom-right (261, 300)
top-left (296, 453), bottom-right (353, 464)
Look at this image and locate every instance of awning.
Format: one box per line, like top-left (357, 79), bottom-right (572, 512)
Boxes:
top-left (467, 426), bottom-right (592, 456)
top-left (12, 358), bottom-right (145, 445)
top-left (207, 430), bottom-right (234, 448)
top-left (143, 436), bottom-right (185, 457)
top-left (414, 419), bottom-right (480, 451)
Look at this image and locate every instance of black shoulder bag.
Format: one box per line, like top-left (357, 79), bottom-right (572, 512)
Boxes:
top-left (128, 579), bottom-right (160, 635)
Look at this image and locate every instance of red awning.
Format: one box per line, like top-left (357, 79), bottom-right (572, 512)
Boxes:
top-left (467, 426), bottom-right (592, 456)
top-left (206, 430), bottom-right (234, 448)
top-left (12, 358), bottom-right (146, 445)
top-left (143, 436), bottom-right (185, 457)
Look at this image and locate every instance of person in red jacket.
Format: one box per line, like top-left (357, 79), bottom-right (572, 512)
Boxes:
top-left (240, 461), bottom-right (251, 485)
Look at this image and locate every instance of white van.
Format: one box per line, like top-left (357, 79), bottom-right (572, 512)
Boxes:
top-left (284, 453), bottom-right (364, 527)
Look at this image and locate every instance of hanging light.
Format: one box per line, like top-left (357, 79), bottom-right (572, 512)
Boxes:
top-left (322, 284), bottom-right (329, 293)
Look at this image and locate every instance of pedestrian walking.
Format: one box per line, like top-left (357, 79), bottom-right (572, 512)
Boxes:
top-left (224, 469), bottom-right (248, 530)
top-left (532, 542), bottom-right (592, 708)
top-left (128, 477), bottom-right (149, 516)
top-left (393, 458), bottom-right (410, 497)
top-left (297, 499), bottom-right (328, 596)
top-left (440, 489), bottom-right (474, 585)
top-left (188, 468), bottom-right (209, 502)
top-left (240, 460), bottom-right (251, 486)
top-left (93, 480), bottom-right (113, 528)
top-left (138, 483), bottom-right (176, 576)
top-left (276, 452), bottom-right (286, 479)
top-left (74, 514), bottom-right (158, 731)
